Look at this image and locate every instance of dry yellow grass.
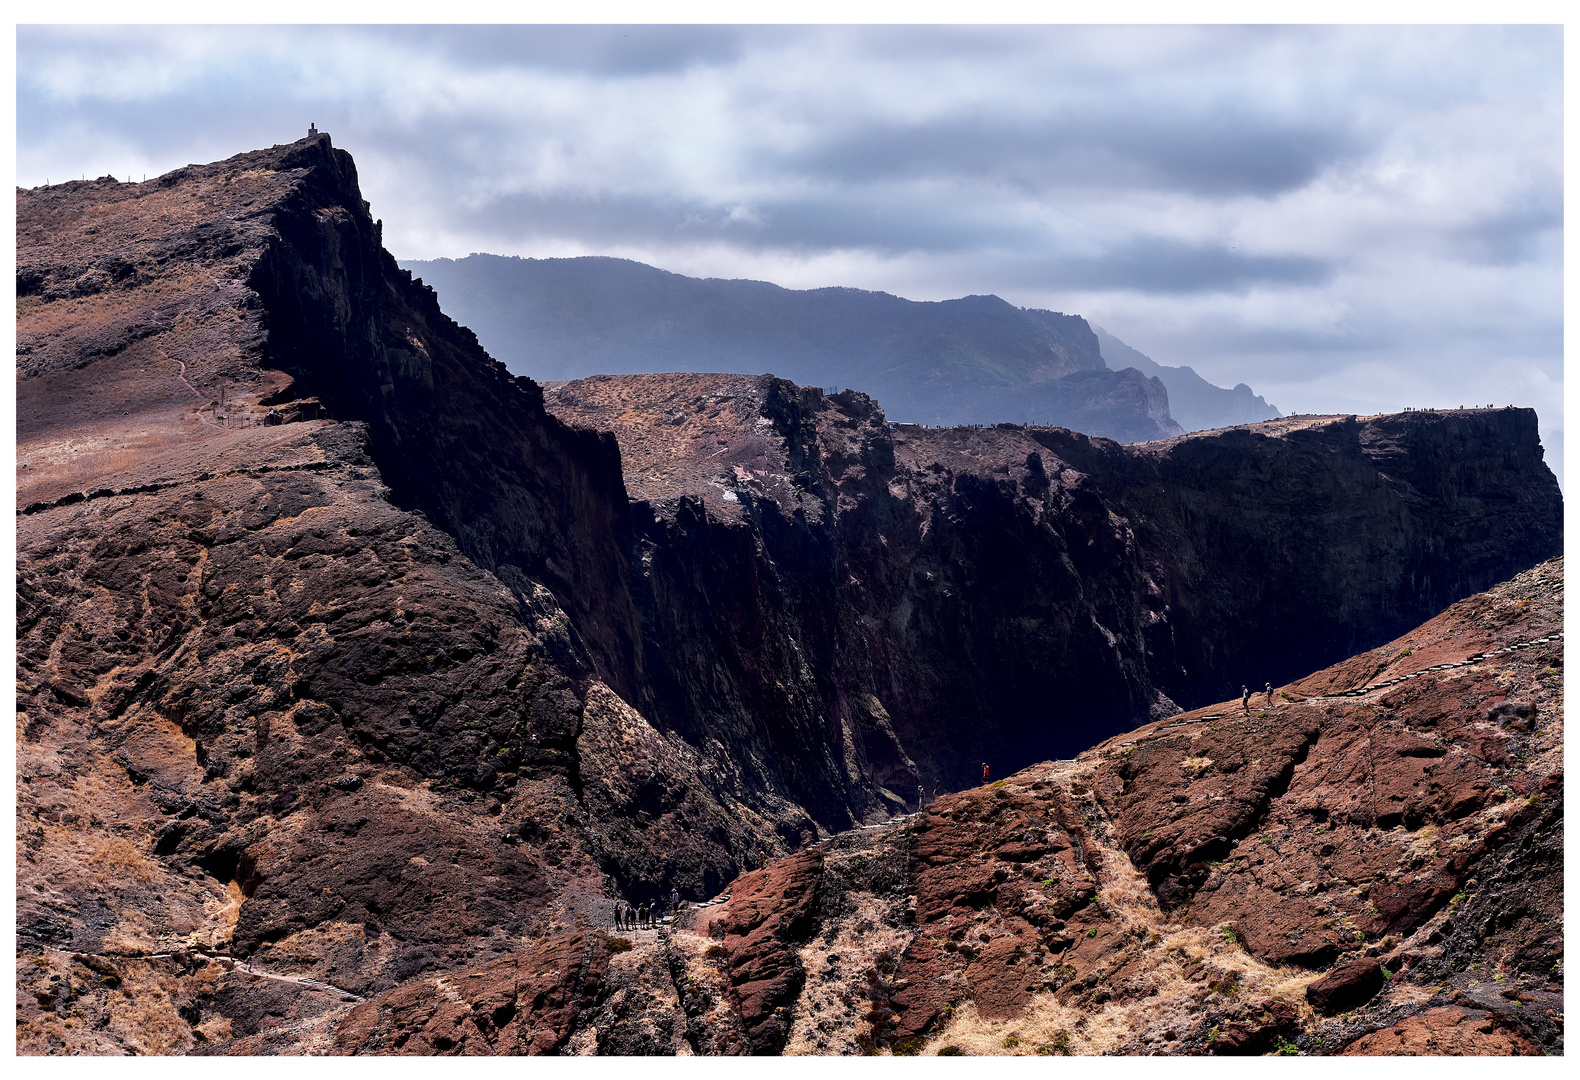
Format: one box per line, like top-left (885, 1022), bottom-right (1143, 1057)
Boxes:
top-left (106, 977), bottom-right (193, 1055)
top-left (783, 892), bottom-right (920, 1055)
top-left (896, 758), bottom-right (1325, 1056)
top-left (912, 919), bottom-right (1322, 1055)
top-left (85, 836), bottom-right (161, 884)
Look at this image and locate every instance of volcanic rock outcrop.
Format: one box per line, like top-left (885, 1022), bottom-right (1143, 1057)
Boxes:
top-left (543, 373), bottom-right (1560, 804)
top-left (97, 558), bottom-right (1558, 1057)
top-left (14, 135), bottom-right (1563, 1056)
top-left (15, 136), bottom-right (780, 1054)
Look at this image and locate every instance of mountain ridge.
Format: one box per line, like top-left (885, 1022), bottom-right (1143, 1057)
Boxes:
top-left (14, 135), bottom-right (1563, 1057)
top-left (400, 253), bottom-right (1184, 443)
top-left (1092, 325), bottom-right (1282, 431)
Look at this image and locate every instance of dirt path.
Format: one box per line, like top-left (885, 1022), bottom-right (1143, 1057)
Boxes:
top-left (1304, 629), bottom-right (1563, 700)
top-left (1121, 629), bottom-right (1566, 748)
top-left (171, 355), bottom-right (205, 402)
top-left (231, 962), bottom-right (366, 1002)
top-left (169, 353), bottom-right (235, 430)
top-left (45, 944), bottom-right (366, 1002)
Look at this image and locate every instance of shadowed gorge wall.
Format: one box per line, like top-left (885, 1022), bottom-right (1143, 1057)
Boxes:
top-left (237, 138), bottom-right (649, 710)
top-left (544, 373), bottom-right (1561, 807)
top-left (14, 135), bottom-right (1564, 1057)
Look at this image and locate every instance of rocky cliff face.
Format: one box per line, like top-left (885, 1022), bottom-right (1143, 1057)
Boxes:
top-left (15, 138), bottom-right (783, 1054)
top-left (15, 137), bottom-right (1563, 1057)
top-left (110, 559), bottom-right (1560, 1057)
top-left (544, 374), bottom-right (1561, 815)
top-left (705, 557), bottom-right (1561, 1058)
top-left (1093, 326), bottom-right (1281, 432)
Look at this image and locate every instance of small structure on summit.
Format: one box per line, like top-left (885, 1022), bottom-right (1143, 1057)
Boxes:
top-left (308, 122), bottom-right (319, 137)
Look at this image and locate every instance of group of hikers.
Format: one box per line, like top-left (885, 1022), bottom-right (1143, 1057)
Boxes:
top-left (1241, 681), bottom-right (1276, 712)
top-left (611, 889), bottom-right (681, 931)
top-left (914, 767), bottom-right (991, 811)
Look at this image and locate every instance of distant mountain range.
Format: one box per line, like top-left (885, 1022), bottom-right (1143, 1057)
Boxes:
top-left (1091, 327), bottom-right (1280, 432)
top-left (401, 254), bottom-right (1276, 441)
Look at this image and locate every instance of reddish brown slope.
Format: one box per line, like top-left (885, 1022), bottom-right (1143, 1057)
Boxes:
top-left (13, 140), bottom-right (777, 1055)
top-left (14, 137), bottom-right (1563, 1058)
top-left (650, 559), bottom-right (1561, 1056)
top-left (293, 559), bottom-right (1557, 1056)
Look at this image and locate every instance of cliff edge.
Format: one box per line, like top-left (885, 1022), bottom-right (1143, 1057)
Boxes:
top-left (14, 137), bottom-right (1563, 1056)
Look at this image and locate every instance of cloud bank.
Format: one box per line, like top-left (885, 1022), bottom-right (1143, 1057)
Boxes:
top-left (17, 24), bottom-right (1563, 479)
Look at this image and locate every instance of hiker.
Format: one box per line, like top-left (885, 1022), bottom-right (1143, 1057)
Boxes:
top-left (1241, 685), bottom-right (1250, 713)
top-left (981, 762), bottom-right (990, 784)
top-left (918, 784), bottom-right (925, 810)
top-left (1265, 682), bottom-right (1274, 706)
top-left (933, 778), bottom-right (941, 798)
top-left (672, 889), bottom-right (680, 911)
top-left (617, 902), bottom-right (627, 930)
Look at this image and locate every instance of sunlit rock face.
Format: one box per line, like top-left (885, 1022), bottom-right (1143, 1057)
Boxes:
top-left (15, 135), bottom-right (1562, 1057)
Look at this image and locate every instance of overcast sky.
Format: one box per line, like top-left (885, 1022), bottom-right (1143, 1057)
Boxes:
top-left (16, 24), bottom-right (1564, 477)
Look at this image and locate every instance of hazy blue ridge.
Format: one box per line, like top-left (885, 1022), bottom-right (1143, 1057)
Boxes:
top-left (401, 253), bottom-right (1184, 443)
top-left (1092, 326), bottom-right (1280, 432)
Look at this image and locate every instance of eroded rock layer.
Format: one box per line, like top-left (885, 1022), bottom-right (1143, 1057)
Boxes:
top-left (126, 559), bottom-right (1558, 1057)
top-left (15, 136), bottom-right (1563, 1056)
top-left (15, 137), bottom-right (784, 1054)
top-left (544, 373), bottom-right (1560, 802)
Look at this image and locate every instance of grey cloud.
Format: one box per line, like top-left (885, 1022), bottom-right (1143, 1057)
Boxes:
top-left (1162, 324), bottom-right (1395, 370)
top-left (14, 23), bottom-right (1561, 441)
top-left (1448, 197), bottom-right (1562, 267)
top-left (1447, 318), bottom-right (1564, 358)
top-left (441, 186), bottom-right (1021, 257)
top-left (351, 24), bottom-right (759, 76)
top-left (1095, 113), bottom-right (1362, 198)
top-left (727, 195), bottom-right (1024, 255)
top-left (449, 190), bottom-right (746, 249)
top-left (439, 183), bottom-right (1332, 297)
top-left (1131, 311), bottom-right (1564, 388)
top-left (782, 111), bottom-right (1363, 199)
top-left (1017, 240), bottom-right (1334, 296)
